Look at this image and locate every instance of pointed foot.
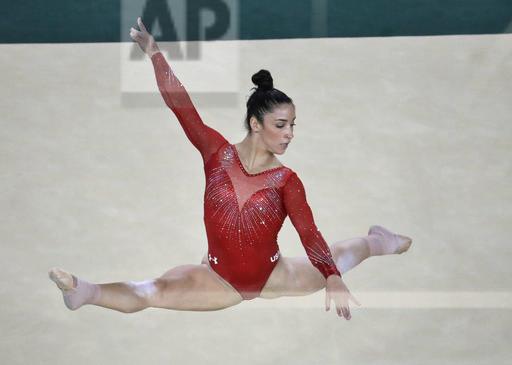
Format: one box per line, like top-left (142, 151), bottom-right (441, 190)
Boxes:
top-left (368, 225), bottom-right (412, 254)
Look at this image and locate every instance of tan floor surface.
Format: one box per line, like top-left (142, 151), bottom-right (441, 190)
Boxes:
top-left (1, 34), bottom-right (511, 364)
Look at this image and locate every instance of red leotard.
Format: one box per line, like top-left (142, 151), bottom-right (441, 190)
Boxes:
top-left (151, 52), bottom-right (341, 300)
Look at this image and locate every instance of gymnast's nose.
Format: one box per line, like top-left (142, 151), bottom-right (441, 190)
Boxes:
top-left (284, 126), bottom-right (294, 141)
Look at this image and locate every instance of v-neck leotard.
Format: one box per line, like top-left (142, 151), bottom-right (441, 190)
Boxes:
top-left (151, 52), bottom-right (341, 299)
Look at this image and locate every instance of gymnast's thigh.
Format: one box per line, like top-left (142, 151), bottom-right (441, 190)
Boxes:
top-left (154, 263), bottom-right (243, 311)
top-left (259, 256), bottom-right (326, 299)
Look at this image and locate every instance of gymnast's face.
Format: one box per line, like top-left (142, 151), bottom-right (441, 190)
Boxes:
top-left (251, 103), bottom-right (296, 155)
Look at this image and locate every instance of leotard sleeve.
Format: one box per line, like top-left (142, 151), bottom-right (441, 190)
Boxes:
top-left (150, 51), bottom-right (228, 163)
top-left (283, 172), bottom-right (341, 279)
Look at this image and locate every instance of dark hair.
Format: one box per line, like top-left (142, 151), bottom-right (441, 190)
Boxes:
top-left (244, 69), bottom-right (293, 133)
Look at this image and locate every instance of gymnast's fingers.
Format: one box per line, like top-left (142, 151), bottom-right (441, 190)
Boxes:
top-left (343, 306), bottom-right (351, 320)
top-left (334, 298), bottom-right (347, 319)
top-left (333, 293), bottom-right (351, 319)
top-left (129, 27), bottom-right (141, 40)
top-left (325, 291), bottom-right (331, 311)
top-left (138, 17), bottom-right (148, 33)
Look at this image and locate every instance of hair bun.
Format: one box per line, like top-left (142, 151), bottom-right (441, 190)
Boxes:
top-left (251, 69), bottom-right (273, 91)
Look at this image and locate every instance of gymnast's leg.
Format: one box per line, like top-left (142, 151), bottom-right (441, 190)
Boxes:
top-left (330, 225), bottom-right (412, 273)
top-left (48, 264), bottom-right (243, 313)
top-left (260, 225), bottom-right (412, 298)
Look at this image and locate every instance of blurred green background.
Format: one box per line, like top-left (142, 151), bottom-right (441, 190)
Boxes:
top-left (2, 0), bottom-right (511, 43)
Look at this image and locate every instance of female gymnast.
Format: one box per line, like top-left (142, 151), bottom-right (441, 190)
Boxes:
top-left (49, 17), bottom-right (412, 320)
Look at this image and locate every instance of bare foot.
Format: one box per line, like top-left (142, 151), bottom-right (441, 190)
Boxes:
top-left (48, 267), bottom-right (77, 291)
top-left (368, 225), bottom-right (412, 254)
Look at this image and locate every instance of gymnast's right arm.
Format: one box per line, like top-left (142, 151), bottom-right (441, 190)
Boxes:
top-left (129, 17), bottom-right (227, 163)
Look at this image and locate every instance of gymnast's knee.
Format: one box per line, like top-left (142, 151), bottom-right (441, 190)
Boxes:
top-left (329, 242), bottom-right (344, 260)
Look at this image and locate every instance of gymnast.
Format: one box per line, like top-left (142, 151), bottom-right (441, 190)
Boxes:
top-left (49, 17), bottom-right (412, 320)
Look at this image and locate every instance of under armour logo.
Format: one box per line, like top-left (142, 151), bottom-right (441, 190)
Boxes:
top-left (270, 251), bottom-right (280, 263)
top-left (209, 254), bottom-right (218, 265)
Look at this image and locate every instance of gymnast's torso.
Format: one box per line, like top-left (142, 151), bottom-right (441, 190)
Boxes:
top-left (203, 142), bottom-right (293, 299)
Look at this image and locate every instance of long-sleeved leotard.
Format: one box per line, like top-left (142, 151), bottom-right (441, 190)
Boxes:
top-left (151, 52), bottom-right (341, 300)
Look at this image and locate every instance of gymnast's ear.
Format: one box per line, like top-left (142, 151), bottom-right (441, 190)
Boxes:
top-left (249, 115), bottom-right (263, 133)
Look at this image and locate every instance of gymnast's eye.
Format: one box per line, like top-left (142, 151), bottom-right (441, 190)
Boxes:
top-left (276, 123), bottom-right (295, 129)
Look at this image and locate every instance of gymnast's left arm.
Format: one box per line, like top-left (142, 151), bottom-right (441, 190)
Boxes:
top-left (283, 172), bottom-right (361, 320)
top-left (129, 17), bottom-right (227, 164)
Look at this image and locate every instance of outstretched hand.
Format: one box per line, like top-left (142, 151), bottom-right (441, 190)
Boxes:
top-left (129, 17), bottom-right (159, 57)
top-left (325, 275), bottom-right (361, 320)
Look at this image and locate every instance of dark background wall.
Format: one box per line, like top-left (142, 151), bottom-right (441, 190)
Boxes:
top-left (2, 0), bottom-right (511, 43)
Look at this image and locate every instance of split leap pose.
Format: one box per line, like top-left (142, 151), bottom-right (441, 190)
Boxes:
top-left (49, 17), bottom-right (412, 320)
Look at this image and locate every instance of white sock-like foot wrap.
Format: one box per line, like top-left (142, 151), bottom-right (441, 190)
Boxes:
top-left (367, 225), bottom-right (412, 256)
top-left (62, 276), bottom-right (101, 311)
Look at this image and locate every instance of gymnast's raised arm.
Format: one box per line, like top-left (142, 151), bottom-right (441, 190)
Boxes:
top-left (129, 17), bottom-right (228, 163)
